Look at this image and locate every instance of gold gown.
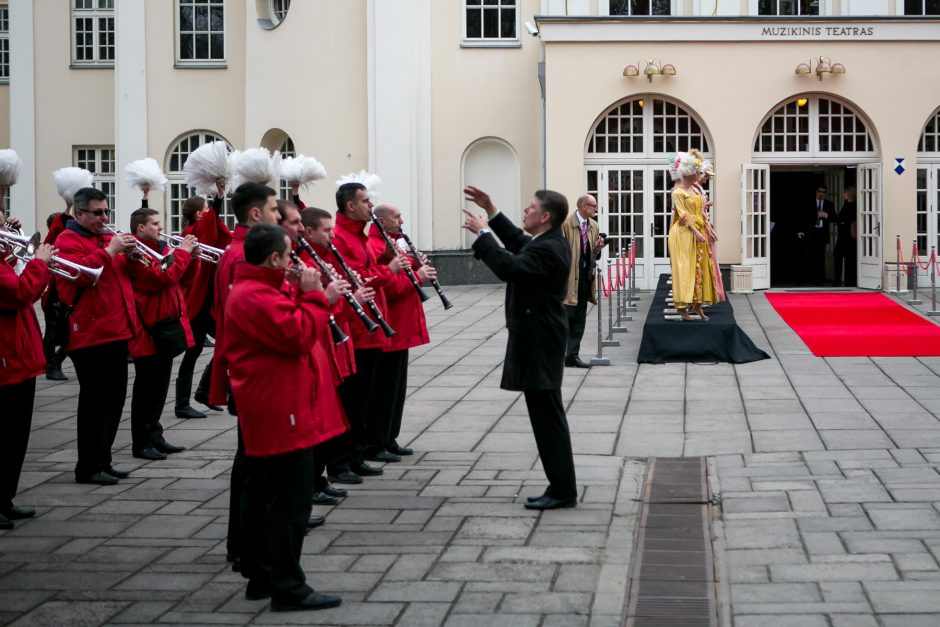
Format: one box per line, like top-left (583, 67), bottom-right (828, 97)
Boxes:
top-left (667, 187), bottom-right (718, 308)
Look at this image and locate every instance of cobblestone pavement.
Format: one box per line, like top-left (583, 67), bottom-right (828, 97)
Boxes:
top-left (3, 285), bottom-right (940, 626)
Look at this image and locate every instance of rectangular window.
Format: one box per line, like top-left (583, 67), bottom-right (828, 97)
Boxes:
top-left (609, 0), bottom-right (671, 15)
top-left (758, 0), bottom-right (820, 15)
top-left (0, 5), bottom-right (9, 83)
top-left (72, 0), bottom-right (114, 66)
top-left (464, 0), bottom-right (518, 44)
top-left (905, 0), bottom-right (940, 14)
top-left (178, 0), bottom-right (225, 64)
top-left (73, 146), bottom-right (116, 211)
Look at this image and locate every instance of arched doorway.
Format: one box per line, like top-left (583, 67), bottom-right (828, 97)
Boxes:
top-left (745, 94), bottom-right (881, 289)
top-left (584, 96), bottom-right (713, 290)
top-left (260, 128), bottom-right (296, 200)
top-left (461, 137), bottom-right (520, 247)
top-left (916, 107), bottom-right (940, 287)
top-left (165, 130), bottom-right (232, 233)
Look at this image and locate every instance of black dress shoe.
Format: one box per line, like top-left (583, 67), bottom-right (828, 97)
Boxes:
top-left (76, 471), bottom-right (119, 486)
top-left (323, 483), bottom-right (348, 498)
top-left (2, 505), bottom-right (35, 520)
top-left (328, 470), bottom-right (363, 485)
top-left (245, 580), bottom-right (270, 600)
top-left (526, 493), bottom-right (548, 503)
top-left (311, 492), bottom-right (337, 506)
top-left (194, 392), bottom-right (224, 412)
top-left (0, 513), bottom-right (12, 530)
top-left (154, 442), bottom-right (186, 455)
top-left (133, 447), bottom-right (167, 461)
top-left (366, 451), bottom-right (401, 463)
top-left (564, 357), bottom-right (591, 369)
top-left (524, 495), bottom-right (577, 510)
top-left (271, 591), bottom-right (342, 612)
top-left (306, 515), bottom-right (326, 529)
top-left (387, 441), bottom-right (413, 456)
top-left (351, 462), bottom-right (383, 477)
top-left (45, 367), bottom-right (68, 381)
top-left (175, 405), bottom-right (206, 419)
top-left (105, 467), bottom-right (130, 479)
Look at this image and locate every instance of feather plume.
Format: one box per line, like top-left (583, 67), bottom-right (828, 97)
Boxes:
top-left (227, 148), bottom-right (281, 193)
top-left (125, 158), bottom-right (168, 192)
top-left (278, 155), bottom-right (327, 190)
top-left (53, 167), bottom-right (95, 204)
top-left (0, 149), bottom-right (21, 186)
top-left (183, 140), bottom-right (231, 195)
top-left (335, 170), bottom-right (382, 196)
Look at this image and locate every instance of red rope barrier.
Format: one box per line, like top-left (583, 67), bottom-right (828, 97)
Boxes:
top-left (898, 237), bottom-right (910, 276)
top-left (602, 263), bottom-right (613, 297)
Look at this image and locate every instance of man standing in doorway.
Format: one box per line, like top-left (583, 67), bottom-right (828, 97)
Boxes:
top-left (797, 185), bottom-right (833, 285)
top-left (561, 194), bottom-right (605, 368)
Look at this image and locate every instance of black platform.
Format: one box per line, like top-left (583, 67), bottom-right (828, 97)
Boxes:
top-left (637, 274), bottom-right (771, 364)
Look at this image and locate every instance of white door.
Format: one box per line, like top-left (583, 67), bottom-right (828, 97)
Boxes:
top-left (915, 166), bottom-right (939, 287)
top-left (857, 163), bottom-right (883, 289)
top-left (740, 164), bottom-right (771, 290)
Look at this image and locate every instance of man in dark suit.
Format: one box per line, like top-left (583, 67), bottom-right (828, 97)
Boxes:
top-left (462, 185), bottom-right (578, 510)
top-left (831, 186), bottom-right (857, 286)
top-left (797, 185), bottom-right (833, 285)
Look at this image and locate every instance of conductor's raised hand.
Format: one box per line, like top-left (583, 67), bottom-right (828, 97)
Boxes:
top-left (463, 186), bottom-right (496, 215)
top-left (462, 209), bottom-right (487, 235)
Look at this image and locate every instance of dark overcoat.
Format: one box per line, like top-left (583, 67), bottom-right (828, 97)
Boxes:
top-left (472, 212), bottom-right (570, 392)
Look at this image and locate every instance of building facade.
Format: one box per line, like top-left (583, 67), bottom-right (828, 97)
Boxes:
top-left (3, 0), bottom-right (940, 289)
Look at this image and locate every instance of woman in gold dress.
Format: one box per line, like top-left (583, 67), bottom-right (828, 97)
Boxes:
top-left (667, 152), bottom-right (719, 321)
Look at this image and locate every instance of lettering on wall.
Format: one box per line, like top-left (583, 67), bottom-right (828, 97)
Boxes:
top-left (760, 26), bottom-right (876, 38)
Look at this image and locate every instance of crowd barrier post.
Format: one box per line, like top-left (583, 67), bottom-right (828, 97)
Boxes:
top-left (625, 235), bottom-right (638, 312)
top-left (929, 247), bottom-right (940, 317)
top-left (910, 239), bottom-right (923, 306)
top-left (896, 234), bottom-right (902, 294)
top-left (590, 267), bottom-right (611, 366)
top-left (613, 249), bottom-right (630, 333)
top-left (603, 260), bottom-right (620, 348)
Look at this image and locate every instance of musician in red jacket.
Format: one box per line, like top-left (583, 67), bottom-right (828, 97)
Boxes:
top-left (368, 203), bottom-right (435, 458)
top-left (55, 187), bottom-right (140, 485)
top-left (175, 183), bottom-right (232, 419)
top-left (126, 208), bottom-right (198, 460)
top-left (330, 183), bottom-right (410, 478)
top-left (226, 223), bottom-right (342, 612)
top-left (0, 223), bottom-right (53, 529)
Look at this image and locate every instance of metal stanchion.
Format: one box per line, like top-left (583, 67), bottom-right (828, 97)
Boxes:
top-left (620, 248), bottom-right (633, 323)
top-left (590, 267), bottom-right (611, 366)
top-left (612, 249), bottom-right (629, 333)
top-left (603, 260), bottom-right (620, 347)
top-left (625, 235), bottom-right (638, 312)
top-left (929, 247), bottom-right (940, 317)
top-left (896, 234), bottom-right (902, 294)
top-left (910, 240), bottom-right (923, 306)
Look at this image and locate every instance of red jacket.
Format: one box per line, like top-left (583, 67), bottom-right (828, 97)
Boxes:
top-left (0, 259), bottom-right (47, 386)
top-left (208, 224), bottom-right (248, 406)
top-left (332, 213), bottom-right (393, 350)
top-left (181, 197), bottom-right (232, 316)
top-left (54, 223), bottom-right (140, 351)
top-left (298, 244), bottom-right (356, 382)
top-left (126, 240), bottom-right (198, 358)
top-left (225, 263), bottom-right (346, 457)
top-left (44, 212), bottom-right (71, 246)
top-left (367, 225), bottom-right (430, 352)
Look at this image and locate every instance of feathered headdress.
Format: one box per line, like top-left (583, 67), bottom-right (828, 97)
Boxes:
top-left (228, 148), bottom-right (281, 193)
top-left (0, 149), bottom-right (21, 187)
top-left (183, 140), bottom-right (231, 196)
top-left (53, 167), bottom-right (95, 204)
top-left (125, 158), bottom-right (168, 192)
top-left (668, 152), bottom-right (702, 181)
top-left (279, 155), bottom-right (327, 191)
top-left (700, 160), bottom-right (715, 178)
top-left (335, 170), bottom-right (382, 196)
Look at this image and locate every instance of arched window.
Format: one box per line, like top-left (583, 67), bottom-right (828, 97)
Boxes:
top-left (916, 107), bottom-right (940, 258)
top-left (587, 97), bottom-right (710, 157)
top-left (753, 95), bottom-right (875, 158)
top-left (256, 0), bottom-right (290, 29)
top-left (278, 136), bottom-right (296, 200)
top-left (165, 130), bottom-right (233, 234)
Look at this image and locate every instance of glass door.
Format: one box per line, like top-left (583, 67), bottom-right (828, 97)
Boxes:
top-left (857, 163), bottom-right (882, 289)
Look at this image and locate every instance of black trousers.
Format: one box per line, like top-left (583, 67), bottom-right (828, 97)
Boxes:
top-left (336, 348), bottom-right (382, 465)
top-left (227, 420), bottom-right (247, 558)
top-left (833, 241), bottom-right (857, 286)
top-left (131, 354), bottom-right (173, 452)
top-left (565, 270), bottom-right (592, 360)
top-left (70, 341), bottom-right (129, 478)
top-left (314, 431), bottom-right (353, 490)
top-left (377, 349), bottom-right (408, 445)
top-left (0, 377), bottom-right (36, 511)
top-left (809, 230), bottom-right (828, 284)
top-left (240, 446), bottom-right (316, 604)
top-left (41, 292), bottom-right (68, 370)
top-left (524, 388), bottom-right (577, 500)
top-left (175, 301), bottom-right (214, 409)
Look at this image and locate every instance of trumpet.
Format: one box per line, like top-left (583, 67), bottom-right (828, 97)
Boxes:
top-left (0, 230), bottom-right (102, 281)
top-left (159, 233), bottom-right (222, 264)
top-left (105, 227), bottom-right (173, 271)
top-left (0, 228), bottom-right (34, 261)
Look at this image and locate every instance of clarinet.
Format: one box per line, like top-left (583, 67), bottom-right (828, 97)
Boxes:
top-left (296, 237), bottom-right (379, 335)
top-left (398, 229), bottom-right (453, 310)
top-left (288, 251), bottom-right (349, 345)
top-left (370, 212), bottom-right (431, 303)
top-left (328, 242), bottom-right (396, 337)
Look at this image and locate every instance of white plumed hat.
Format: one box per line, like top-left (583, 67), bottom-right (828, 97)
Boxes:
top-left (183, 140), bottom-right (231, 196)
top-left (53, 167), bottom-right (95, 204)
top-left (335, 170), bottom-right (381, 196)
top-left (0, 149), bottom-right (21, 187)
top-left (279, 155), bottom-right (327, 191)
top-left (228, 148), bottom-right (281, 193)
top-left (125, 158), bottom-right (168, 192)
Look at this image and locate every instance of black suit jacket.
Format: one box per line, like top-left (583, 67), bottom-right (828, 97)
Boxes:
top-left (832, 200), bottom-right (857, 248)
top-left (472, 212), bottom-right (570, 392)
top-left (809, 198), bottom-right (835, 233)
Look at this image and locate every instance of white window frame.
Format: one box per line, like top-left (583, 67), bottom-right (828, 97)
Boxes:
top-left (0, 5), bottom-right (9, 84)
top-left (165, 131), bottom-right (234, 233)
top-left (461, 0), bottom-right (521, 48)
top-left (256, 0), bottom-right (290, 30)
top-left (915, 108), bottom-right (940, 285)
top-left (71, 0), bottom-right (114, 68)
top-left (747, 0), bottom-right (828, 15)
top-left (73, 146), bottom-right (116, 214)
top-left (278, 136), bottom-right (296, 200)
top-left (176, 0), bottom-right (226, 67)
top-left (600, 0), bottom-right (678, 17)
top-left (901, 0), bottom-right (940, 14)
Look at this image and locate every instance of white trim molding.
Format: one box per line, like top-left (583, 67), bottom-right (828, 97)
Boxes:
top-left (9, 0), bottom-right (35, 233)
top-left (114, 0), bottom-right (148, 231)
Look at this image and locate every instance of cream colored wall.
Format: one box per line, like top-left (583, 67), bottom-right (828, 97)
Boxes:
top-left (543, 40), bottom-right (940, 264)
top-left (429, 0), bottom-right (544, 249)
top-left (144, 0), bottom-right (246, 216)
top-left (0, 86), bottom-right (9, 149)
top-left (243, 0), bottom-right (368, 212)
top-left (33, 1), bottom-right (113, 225)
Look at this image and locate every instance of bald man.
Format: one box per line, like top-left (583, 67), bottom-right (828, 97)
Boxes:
top-left (560, 194), bottom-right (605, 368)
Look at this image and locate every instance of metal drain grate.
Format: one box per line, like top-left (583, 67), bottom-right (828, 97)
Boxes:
top-left (624, 457), bottom-right (718, 627)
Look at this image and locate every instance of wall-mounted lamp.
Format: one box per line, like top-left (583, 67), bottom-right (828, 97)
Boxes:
top-left (795, 56), bottom-right (846, 81)
top-left (623, 58), bottom-right (676, 83)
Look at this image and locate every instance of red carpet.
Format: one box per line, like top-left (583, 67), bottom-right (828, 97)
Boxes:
top-left (765, 292), bottom-right (940, 357)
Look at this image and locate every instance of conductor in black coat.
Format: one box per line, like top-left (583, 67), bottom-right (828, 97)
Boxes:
top-left (462, 186), bottom-right (578, 510)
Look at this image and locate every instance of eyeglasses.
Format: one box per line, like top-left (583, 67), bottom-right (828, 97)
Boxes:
top-left (78, 208), bottom-right (111, 217)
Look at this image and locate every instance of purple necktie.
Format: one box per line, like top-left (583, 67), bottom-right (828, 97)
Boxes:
top-left (580, 220), bottom-right (588, 254)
